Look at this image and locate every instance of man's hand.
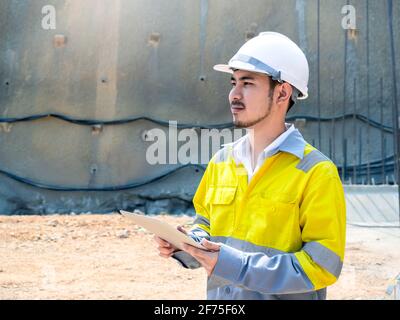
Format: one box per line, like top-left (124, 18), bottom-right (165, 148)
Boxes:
top-left (154, 225), bottom-right (187, 258)
top-left (182, 239), bottom-right (221, 276)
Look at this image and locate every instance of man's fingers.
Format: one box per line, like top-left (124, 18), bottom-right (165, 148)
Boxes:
top-left (154, 235), bottom-right (169, 246)
top-left (201, 239), bottom-right (221, 251)
top-left (182, 245), bottom-right (208, 265)
top-left (154, 235), bottom-right (171, 247)
top-left (182, 243), bottom-right (193, 254)
top-left (177, 225), bottom-right (187, 235)
top-left (159, 252), bottom-right (173, 258)
top-left (158, 246), bottom-right (174, 254)
top-left (182, 244), bottom-right (203, 257)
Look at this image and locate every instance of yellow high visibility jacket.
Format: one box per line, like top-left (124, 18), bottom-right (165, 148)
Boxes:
top-left (173, 128), bottom-right (346, 300)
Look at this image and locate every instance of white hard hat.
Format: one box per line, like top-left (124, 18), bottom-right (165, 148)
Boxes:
top-left (214, 32), bottom-right (309, 100)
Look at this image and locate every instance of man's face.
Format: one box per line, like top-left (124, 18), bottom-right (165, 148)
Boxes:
top-left (229, 69), bottom-right (274, 129)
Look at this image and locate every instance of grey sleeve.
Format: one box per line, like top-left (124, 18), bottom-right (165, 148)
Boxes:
top-left (212, 244), bottom-right (315, 294)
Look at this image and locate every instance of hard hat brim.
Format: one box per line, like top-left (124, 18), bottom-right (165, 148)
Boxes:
top-left (213, 62), bottom-right (269, 75)
top-left (213, 64), bottom-right (234, 74)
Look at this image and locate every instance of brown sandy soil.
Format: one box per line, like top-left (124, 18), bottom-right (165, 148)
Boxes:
top-left (0, 213), bottom-right (399, 300)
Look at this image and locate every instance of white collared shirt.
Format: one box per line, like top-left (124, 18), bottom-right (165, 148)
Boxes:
top-left (224, 123), bottom-right (297, 183)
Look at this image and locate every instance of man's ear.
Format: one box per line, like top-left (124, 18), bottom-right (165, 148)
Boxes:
top-left (276, 83), bottom-right (293, 105)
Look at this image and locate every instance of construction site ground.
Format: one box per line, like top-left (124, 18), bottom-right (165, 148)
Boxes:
top-left (0, 214), bottom-right (399, 300)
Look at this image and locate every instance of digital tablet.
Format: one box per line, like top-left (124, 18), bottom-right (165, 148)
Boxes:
top-left (119, 210), bottom-right (206, 251)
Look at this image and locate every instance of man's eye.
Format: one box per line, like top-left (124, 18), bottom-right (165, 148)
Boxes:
top-left (244, 82), bottom-right (253, 86)
top-left (231, 82), bottom-right (236, 86)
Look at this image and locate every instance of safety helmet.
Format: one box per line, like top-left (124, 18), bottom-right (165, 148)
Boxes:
top-left (213, 32), bottom-right (309, 100)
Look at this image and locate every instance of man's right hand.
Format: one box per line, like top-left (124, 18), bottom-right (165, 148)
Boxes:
top-left (154, 225), bottom-right (187, 258)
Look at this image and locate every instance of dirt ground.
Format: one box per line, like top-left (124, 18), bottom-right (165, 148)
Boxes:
top-left (0, 213), bottom-right (399, 300)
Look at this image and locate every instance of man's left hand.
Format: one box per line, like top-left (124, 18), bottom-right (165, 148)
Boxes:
top-left (182, 239), bottom-right (221, 276)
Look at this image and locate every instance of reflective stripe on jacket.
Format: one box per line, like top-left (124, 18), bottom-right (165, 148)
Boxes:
top-left (173, 131), bottom-right (346, 300)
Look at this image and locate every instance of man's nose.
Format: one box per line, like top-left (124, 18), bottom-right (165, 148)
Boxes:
top-left (230, 86), bottom-right (243, 101)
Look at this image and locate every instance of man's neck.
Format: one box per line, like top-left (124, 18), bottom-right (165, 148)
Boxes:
top-left (247, 118), bottom-right (287, 169)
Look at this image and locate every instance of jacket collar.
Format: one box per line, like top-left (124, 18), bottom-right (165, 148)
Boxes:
top-left (222, 123), bottom-right (306, 161)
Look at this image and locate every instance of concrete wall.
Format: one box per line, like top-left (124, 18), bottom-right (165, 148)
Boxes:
top-left (1, 0), bottom-right (399, 214)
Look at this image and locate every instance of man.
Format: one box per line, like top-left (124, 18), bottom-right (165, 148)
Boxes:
top-left (155, 32), bottom-right (346, 300)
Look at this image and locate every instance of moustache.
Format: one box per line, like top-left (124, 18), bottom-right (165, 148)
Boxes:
top-left (231, 101), bottom-right (245, 108)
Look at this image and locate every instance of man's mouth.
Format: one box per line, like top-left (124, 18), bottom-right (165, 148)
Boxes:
top-left (231, 104), bottom-right (245, 113)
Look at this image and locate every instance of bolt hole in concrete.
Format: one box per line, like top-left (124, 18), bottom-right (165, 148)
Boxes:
top-left (142, 130), bottom-right (153, 141)
top-left (5, 81), bottom-right (9, 86)
top-left (92, 125), bottom-right (103, 135)
top-left (90, 165), bottom-right (98, 175)
top-left (148, 32), bottom-right (161, 47)
top-left (53, 34), bottom-right (67, 48)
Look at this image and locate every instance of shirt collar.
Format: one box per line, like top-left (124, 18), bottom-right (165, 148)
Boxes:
top-left (222, 123), bottom-right (306, 161)
top-left (261, 123), bottom-right (295, 157)
top-left (278, 126), bottom-right (306, 159)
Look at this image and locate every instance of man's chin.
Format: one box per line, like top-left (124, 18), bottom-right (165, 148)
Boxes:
top-left (233, 120), bottom-right (246, 129)
top-left (233, 120), bottom-right (253, 129)
top-left (233, 112), bottom-right (270, 129)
